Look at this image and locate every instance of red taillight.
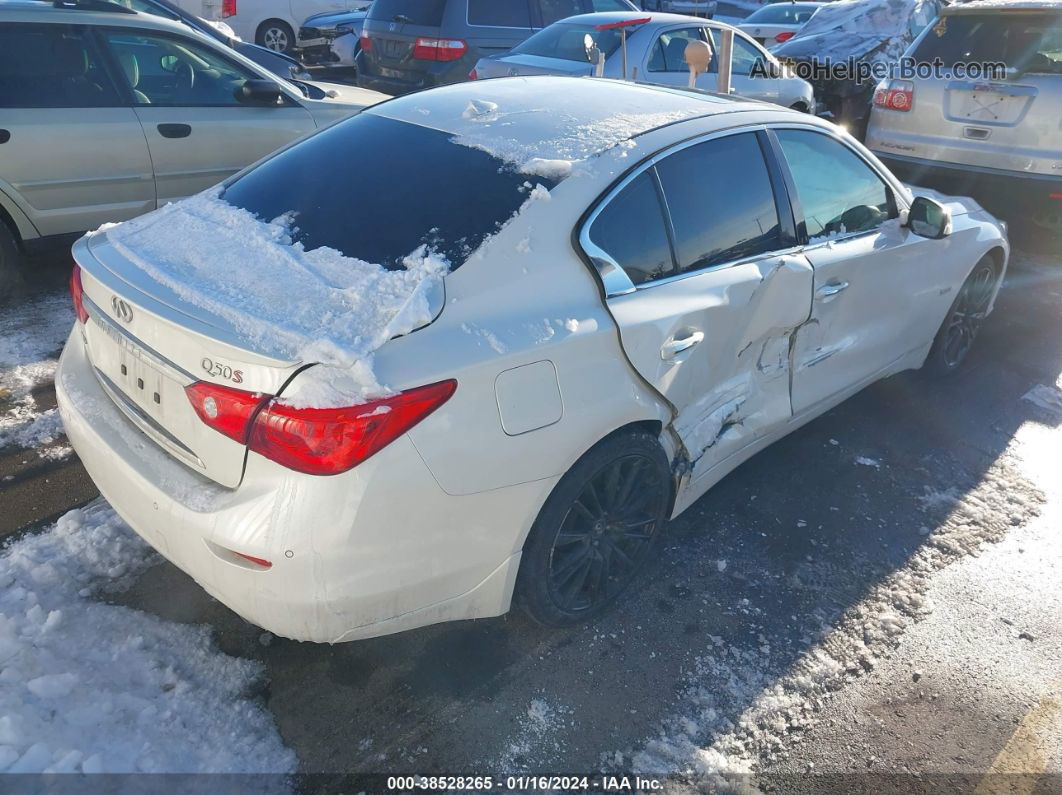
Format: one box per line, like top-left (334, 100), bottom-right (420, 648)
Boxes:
top-left (774, 31), bottom-right (795, 43)
top-left (69, 264), bottom-right (89, 324)
top-left (359, 33), bottom-right (372, 52)
top-left (248, 380), bottom-right (456, 476)
top-left (221, 0), bottom-right (236, 17)
top-left (873, 80), bottom-right (913, 112)
top-left (468, 67), bottom-right (478, 80)
top-left (412, 37), bottom-right (466, 62)
top-left (185, 382), bottom-right (270, 444)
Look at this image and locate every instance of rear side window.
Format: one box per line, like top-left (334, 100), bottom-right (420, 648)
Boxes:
top-left (0, 23), bottom-right (121, 108)
top-left (368, 0), bottom-right (447, 26)
top-left (912, 12), bottom-right (1062, 74)
top-left (588, 171), bottom-right (675, 286)
top-left (648, 27), bottom-right (708, 73)
top-left (468, 0), bottom-right (532, 27)
top-left (655, 133), bottom-right (781, 273)
top-left (222, 114), bottom-right (557, 270)
top-left (776, 129), bottom-right (893, 240)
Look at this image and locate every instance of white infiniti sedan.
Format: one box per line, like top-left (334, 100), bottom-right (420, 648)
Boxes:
top-left (57, 77), bottom-right (1008, 643)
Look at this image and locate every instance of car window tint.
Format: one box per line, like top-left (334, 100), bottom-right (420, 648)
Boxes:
top-left (776, 129), bottom-right (893, 240)
top-left (0, 23), bottom-right (121, 108)
top-left (589, 0), bottom-right (633, 10)
top-left (101, 29), bottom-right (258, 107)
top-left (655, 133), bottom-right (781, 272)
top-left (223, 114), bottom-right (558, 271)
top-left (911, 12), bottom-right (1062, 74)
top-left (588, 171), bottom-right (675, 286)
top-left (536, 0), bottom-right (583, 26)
top-left (468, 0), bottom-right (532, 28)
top-left (648, 27), bottom-right (706, 72)
top-left (368, 0), bottom-right (447, 26)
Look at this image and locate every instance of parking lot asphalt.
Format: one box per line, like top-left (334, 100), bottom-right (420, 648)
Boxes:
top-left (5, 241), bottom-right (1057, 786)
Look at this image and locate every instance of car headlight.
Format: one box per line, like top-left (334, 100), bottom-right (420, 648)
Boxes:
top-left (336, 23), bottom-right (355, 36)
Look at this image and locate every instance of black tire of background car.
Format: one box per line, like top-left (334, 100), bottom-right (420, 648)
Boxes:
top-left (516, 429), bottom-right (671, 627)
top-left (256, 20), bottom-right (295, 54)
top-left (922, 254), bottom-right (1000, 377)
top-left (0, 222), bottom-right (23, 304)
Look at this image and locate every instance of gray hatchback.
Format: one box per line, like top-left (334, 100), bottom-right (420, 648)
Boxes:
top-left (356, 0), bottom-right (636, 95)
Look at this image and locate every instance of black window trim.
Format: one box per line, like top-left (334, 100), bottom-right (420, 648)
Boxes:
top-left (578, 123), bottom-right (800, 297)
top-left (766, 124), bottom-right (906, 247)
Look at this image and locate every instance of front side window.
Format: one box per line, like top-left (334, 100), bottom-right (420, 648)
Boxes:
top-left (468, 0), bottom-right (532, 28)
top-left (655, 133), bottom-right (781, 273)
top-left (648, 27), bottom-right (708, 73)
top-left (0, 23), bottom-right (120, 108)
top-left (587, 171), bottom-right (675, 286)
top-left (776, 129), bottom-right (893, 241)
top-left (101, 30), bottom-right (261, 106)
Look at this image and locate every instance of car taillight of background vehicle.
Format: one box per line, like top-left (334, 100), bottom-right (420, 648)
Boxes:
top-left (774, 31), bottom-right (794, 43)
top-left (359, 33), bottom-right (372, 51)
top-left (221, 0), bottom-right (236, 18)
top-left (873, 79), bottom-right (914, 112)
top-left (412, 37), bottom-right (467, 62)
top-left (69, 264), bottom-right (89, 324)
top-left (185, 379), bottom-right (457, 476)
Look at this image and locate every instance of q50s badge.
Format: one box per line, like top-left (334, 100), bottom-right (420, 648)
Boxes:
top-left (201, 357), bottom-right (244, 384)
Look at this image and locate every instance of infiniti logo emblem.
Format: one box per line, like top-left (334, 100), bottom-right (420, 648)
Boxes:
top-left (111, 296), bottom-right (134, 324)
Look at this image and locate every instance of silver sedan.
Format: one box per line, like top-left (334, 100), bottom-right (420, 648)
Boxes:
top-left (472, 11), bottom-right (815, 112)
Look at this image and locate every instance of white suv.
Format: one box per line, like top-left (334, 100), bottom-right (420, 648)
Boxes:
top-left (0, 0), bottom-right (386, 298)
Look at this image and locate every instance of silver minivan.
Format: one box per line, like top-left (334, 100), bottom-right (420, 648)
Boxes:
top-left (866, 1), bottom-right (1062, 231)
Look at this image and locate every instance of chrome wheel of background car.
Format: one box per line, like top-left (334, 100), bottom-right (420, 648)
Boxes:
top-left (257, 21), bottom-right (294, 53)
top-left (941, 262), bottom-right (997, 369)
top-left (546, 453), bottom-right (668, 614)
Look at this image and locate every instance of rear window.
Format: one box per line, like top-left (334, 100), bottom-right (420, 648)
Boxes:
top-left (912, 12), bottom-right (1062, 73)
top-left (744, 4), bottom-right (820, 25)
top-left (513, 22), bottom-right (633, 62)
top-left (368, 0), bottom-right (447, 26)
top-left (222, 114), bottom-right (556, 271)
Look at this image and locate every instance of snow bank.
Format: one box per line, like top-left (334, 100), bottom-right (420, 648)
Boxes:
top-left (0, 502), bottom-right (295, 775)
top-left (99, 189), bottom-right (449, 402)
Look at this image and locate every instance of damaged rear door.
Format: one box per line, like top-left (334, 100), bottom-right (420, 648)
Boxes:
top-left (584, 129), bottom-right (813, 486)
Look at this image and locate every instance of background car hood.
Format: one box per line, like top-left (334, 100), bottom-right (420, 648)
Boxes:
top-left (303, 9), bottom-right (367, 28)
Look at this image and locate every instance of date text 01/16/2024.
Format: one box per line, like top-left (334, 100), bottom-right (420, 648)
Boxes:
top-left (385, 776), bottom-right (664, 791)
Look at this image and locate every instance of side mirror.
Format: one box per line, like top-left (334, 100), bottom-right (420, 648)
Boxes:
top-left (907, 196), bottom-right (952, 239)
top-left (235, 79), bottom-right (284, 105)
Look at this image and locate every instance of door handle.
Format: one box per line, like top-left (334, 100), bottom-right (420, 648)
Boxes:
top-left (816, 281), bottom-right (849, 299)
top-left (157, 123), bottom-right (191, 139)
top-left (661, 331), bottom-right (704, 360)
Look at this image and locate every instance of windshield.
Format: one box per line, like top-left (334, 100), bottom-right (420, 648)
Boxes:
top-left (512, 22), bottom-right (633, 63)
top-left (745, 4), bottom-right (821, 25)
top-left (222, 114), bottom-right (557, 271)
top-left (368, 0), bottom-right (446, 26)
top-left (912, 12), bottom-right (1062, 74)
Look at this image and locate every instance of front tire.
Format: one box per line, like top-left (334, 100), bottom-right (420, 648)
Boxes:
top-left (923, 255), bottom-right (1000, 376)
top-left (256, 20), bottom-right (295, 54)
top-left (516, 429), bottom-right (671, 627)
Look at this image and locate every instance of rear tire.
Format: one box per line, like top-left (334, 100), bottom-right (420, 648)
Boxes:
top-left (922, 255), bottom-right (1000, 377)
top-left (256, 20), bottom-right (295, 53)
top-left (0, 222), bottom-right (23, 304)
top-left (516, 429), bottom-right (671, 627)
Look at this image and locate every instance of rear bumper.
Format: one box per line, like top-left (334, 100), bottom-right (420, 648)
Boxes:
top-left (57, 325), bottom-right (549, 642)
top-left (874, 152), bottom-right (1062, 215)
top-left (356, 55), bottom-right (469, 95)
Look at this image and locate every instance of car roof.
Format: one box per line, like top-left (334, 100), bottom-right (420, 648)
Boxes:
top-left (367, 76), bottom-right (788, 165)
top-left (0, 0), bottom-right (195, 36)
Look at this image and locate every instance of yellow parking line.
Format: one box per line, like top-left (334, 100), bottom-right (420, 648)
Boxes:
top-left (974, 683), bottom-right (1061, 795)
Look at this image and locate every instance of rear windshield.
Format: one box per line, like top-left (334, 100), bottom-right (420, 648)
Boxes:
top-left (512, 22), bottom-right (635, 62)
top-left (222, 114), bottom-right (555, 270)
top-left (367, 0), bottom-right (446, 26)
top-left (745, 4), bottom-right (820, 25)
top-left (912, 12), bottom-right (1062, 73)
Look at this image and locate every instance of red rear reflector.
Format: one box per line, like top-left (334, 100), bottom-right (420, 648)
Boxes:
top-left (774, 31), bottom-right (795, 43)
top-left (412, 37), bottom-right (466, 62)
top-left (69, 264), bottom-right (89, 324)
top-left (221, 0), bottom-right (236, 18)
top-left (233, 551), bottom-right (272, 569)
top-left (1050, 193), bottom-right (1062, 200)
top-left (359, 33), bottom-right (372, 51)
top-left (185, 382), bottom-right (270, 444)
top-left (248, 379), bottom-right (457, 476)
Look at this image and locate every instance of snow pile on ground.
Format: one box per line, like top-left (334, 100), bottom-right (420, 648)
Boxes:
top-left (0, 501), bottom-right (295, 775)
top-left (98, 189), bottom-right (448, 403)
top-left (625, 452), bottom-right (1043, 787)
top-left (495, 698), bottom-right (572, 772)
top-left (0, 292), bottom-right (74, 459)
